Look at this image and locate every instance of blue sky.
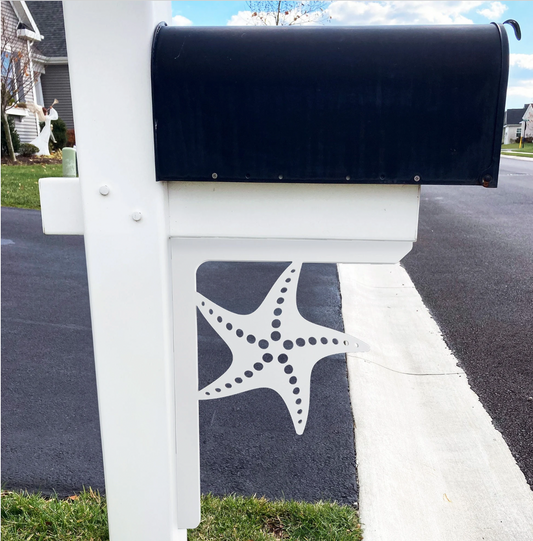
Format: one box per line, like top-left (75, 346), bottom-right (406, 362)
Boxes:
top-left (171, 1), bottom-right (533, 110)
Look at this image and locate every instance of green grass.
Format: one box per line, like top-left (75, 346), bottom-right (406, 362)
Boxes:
top-left (195, 494), bottom-right (362, 540)
top-left (1, 489), bottom-right (108, 541)
top-left (1, 490), bottom-right (363, 541)
top-left (501, 142), bottom-right (533, 151)
top-left (1, 163), bottom-right (62, 210)
top-left (501, 142), bottom-right (533, 158)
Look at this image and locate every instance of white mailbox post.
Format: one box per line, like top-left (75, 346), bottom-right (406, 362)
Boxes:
top-left (39, 3), bottom-right (508, 539)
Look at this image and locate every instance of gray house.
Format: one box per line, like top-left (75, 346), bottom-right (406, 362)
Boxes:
top-left (502, 104), bottom-right (529, 145)
top-left (2, 0), bottom-right (44, 142)
top-left (26, 1), bottom-right (74, 130)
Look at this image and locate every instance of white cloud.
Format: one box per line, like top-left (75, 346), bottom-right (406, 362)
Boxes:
top-left (506, 79), bottom-right (533, 99)
top-left (172, 14), bottom-right (193, 27)
top-left (477, 1), bottom-right (507, 20)
top-left (327, 1), bottom-right (486, 25)
top-left (227, 10), bottom-right (256, 25)
top-left (510, 54), bottom-right (533, 71)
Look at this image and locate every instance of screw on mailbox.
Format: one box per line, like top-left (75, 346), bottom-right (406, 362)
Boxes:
top-left (132, 211), bottom-right (142, 221)
top-left (99, 185), bottom-right (110, 196)
top-left (414, 175), bottom-right (421, 182)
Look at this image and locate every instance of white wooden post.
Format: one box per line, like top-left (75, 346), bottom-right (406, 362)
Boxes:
top-left (61, 3), bottom-right (190, 539)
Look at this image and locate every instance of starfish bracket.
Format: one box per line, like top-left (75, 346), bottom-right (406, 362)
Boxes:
top-left (197, 263), bottom-right (369, 434)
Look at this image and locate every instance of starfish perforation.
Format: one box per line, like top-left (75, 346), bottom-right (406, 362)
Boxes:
top-left (197, 263), bottom-right (369, 434)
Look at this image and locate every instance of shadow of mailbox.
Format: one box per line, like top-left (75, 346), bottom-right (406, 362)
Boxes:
top-left (152, 23), bottom-right (510, 188)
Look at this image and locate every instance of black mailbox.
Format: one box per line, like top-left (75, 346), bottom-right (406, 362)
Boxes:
top-left (151, 24), bottom-right (510, 187)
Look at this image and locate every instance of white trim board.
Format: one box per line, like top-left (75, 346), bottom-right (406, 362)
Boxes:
top-left (339, 263), bottom-right (533, 541)
top-left (168, 182), bottom-right (420, 241)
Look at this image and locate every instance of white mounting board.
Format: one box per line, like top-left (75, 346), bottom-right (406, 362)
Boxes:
top-left (169, 182), bottom-right (420, 241)
top-left (39, 177), bottom-right (84, 235)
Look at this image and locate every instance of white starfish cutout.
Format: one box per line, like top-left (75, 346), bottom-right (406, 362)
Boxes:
top-left (197, 262), bottom-right (370, 434)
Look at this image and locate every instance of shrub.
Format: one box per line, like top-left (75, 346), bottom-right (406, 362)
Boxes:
top-left (51, 117), bottom-right (67, 150)
top-left (39, 116), bottom-right (68, 151)
top-left (67, 128), bottom-right (76, 147)
top-left (19, 143), bottom-right (39, 157)
top-left (1, 114), bottom-right (21, 156)
top-left (523, 136), bottom-right (533, 144)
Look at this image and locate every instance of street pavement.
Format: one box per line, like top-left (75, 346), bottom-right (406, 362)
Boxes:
top-left (1, 210), bottom-right (357, 503)
top-left (1, 209), bottom-right (101, 495)
top-left (402, 156), bottom-right (533, 489)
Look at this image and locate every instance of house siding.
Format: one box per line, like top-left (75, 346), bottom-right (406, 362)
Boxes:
top-left (2, 1), bottom-right (40, 142)
top-left (40, 64), bottom-right (74, 129)
top-left (503, 125), bottom-right (520, 145)
top-left (2, 1), bottom-right (19, 36)
top-left (11, 109), bottom-right (37, 142)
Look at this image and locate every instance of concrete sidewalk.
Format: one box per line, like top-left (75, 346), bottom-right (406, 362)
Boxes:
top-left (339, 263), bottom-right (533, 541)
top-left (501, 153), bottom-right (533, 160)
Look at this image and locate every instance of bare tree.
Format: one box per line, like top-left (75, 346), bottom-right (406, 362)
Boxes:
top-left (1, 14), bottom-right (41, 161)
top-left (246, 1), bottom-right (331, 26)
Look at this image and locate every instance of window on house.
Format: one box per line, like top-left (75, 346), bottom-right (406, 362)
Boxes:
top-left (1, 51), bottom-right (14, 95)
top-left (1, 50), bottom-right (25, 104)
top-left (517, 128), bottom-right (522, 136)
top-left (34, 76), bottom-right (44, 106)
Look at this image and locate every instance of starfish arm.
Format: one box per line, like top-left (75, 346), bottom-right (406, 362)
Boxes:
top-left (266, 319), bottom-right (369, 361)
top-left (297, 321), bottom-right (370, 354)
top-left (197, 292), bottom-right (266, 350)
top-left (199, 366), bottom-right (259, 400)
top-left (255, 262), bottom-right (303, 319)
top-left (271, 366), bottom-right (313, 435)
top-left (199, 353), bottom-right (283, 400)
top-left (250, 264), bottom-right (369, 354)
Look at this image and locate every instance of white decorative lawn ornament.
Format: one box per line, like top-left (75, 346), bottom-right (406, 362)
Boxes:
top-left (27, 100), bottom-right (59, 156)
top-left (198, 262), bottom-right (369, 434)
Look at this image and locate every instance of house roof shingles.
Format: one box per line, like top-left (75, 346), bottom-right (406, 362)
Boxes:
top-left (26, 1), bottom-right (67, 58)
top-left (505, 105), bottom-right (530, 126)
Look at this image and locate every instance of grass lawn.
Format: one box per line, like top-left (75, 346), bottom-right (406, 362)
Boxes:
top-left (1, 490), bottom-right (362, 541)
top-left (1, 163), bottom-right (62, 210)
top-left (501, 142), bottom-right (533, 159)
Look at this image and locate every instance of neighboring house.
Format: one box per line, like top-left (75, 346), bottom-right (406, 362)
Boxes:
top-left (1, 0), bottom-right (44, 142)
top-left (26, 1), bottom-right (74, 130)
top-left (502, 104), bottom-right (529, 144)
top-left (1, 0), bottom-right (73, 148)
top-left (520, 103), bottom-right (533, 141)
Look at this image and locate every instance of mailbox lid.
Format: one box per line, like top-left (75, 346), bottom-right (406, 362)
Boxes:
top-left (152, 24), bottom-right (508, 187)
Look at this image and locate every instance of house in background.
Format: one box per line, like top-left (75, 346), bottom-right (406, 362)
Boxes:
top-left (520, 103), bottom-right (533, 141)
top-left (2, 0), bottom-right (73, 147)
top-left (26, 1), bottom-right (74, 131)
top-left (2, 0), bottom-right (44, 142)
top-left (502, 104), bottom-right (529, 144)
